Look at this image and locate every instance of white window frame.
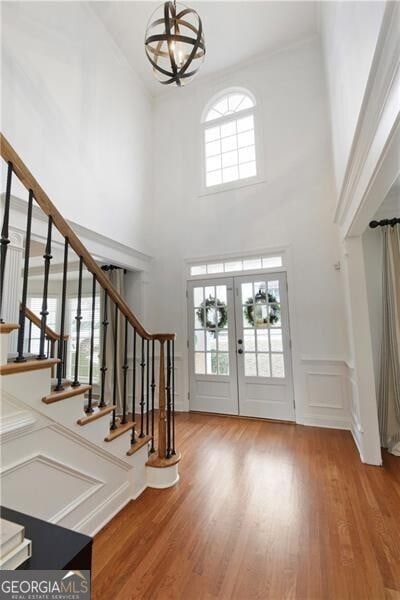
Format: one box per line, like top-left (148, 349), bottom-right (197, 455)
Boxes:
top-left (186, 248), bottom-right (287, 281)
top-left (200, 87), bottom-right (265, 196)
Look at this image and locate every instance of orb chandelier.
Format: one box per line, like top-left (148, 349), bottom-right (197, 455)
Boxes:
top-left (144, 1), bottom-right (205, 87)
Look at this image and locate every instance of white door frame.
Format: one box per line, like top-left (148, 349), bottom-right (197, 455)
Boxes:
top-left (187, 268), bottom-right (295, 420)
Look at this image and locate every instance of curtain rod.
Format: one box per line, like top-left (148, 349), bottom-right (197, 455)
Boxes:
top-left (101, 264), bottom-right (127, 274)
top-left (369, 217), bottom-right (400, 229)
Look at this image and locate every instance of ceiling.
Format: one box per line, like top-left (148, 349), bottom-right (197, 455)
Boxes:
top-left (90, 1), bottom-right (319, 96)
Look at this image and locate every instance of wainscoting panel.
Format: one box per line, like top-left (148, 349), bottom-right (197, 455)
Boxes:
top-left (297, 358), bottom-right (351, 429)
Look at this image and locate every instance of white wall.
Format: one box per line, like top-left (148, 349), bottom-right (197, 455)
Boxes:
top-left (1, 1), bottom-right (154, 254)
top-left (147, 38), bottom-right (351, 426)
top-left (320, 1), bottom-right (386, 195)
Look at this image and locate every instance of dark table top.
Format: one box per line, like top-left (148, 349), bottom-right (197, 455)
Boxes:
top-left (1, 506), bottom-right (92, 570)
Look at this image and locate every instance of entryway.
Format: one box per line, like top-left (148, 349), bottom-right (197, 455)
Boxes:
top-left (188, 272), bottom-right (294, 420)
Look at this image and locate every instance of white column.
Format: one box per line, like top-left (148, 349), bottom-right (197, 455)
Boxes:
top-left (3, 228), bottom-right (24, 352)
top-left (343, 236), bottom-right (382, 465)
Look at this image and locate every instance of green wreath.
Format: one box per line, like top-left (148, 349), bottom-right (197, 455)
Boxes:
top-left (244, 291), bottom-right (280, 327)
top-left (196, 296), bottom-right (228, 332)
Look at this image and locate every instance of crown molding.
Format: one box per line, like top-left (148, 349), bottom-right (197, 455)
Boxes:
top-left (334, 2), bottom-right (400, 235)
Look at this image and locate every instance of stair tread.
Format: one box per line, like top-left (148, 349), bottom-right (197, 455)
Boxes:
top-left (0, 323), bottom-right (20, 334)
top-left (0, 357), bottom-right (60, 376)
top-left (126, 434), bottom-right (152, 456)
top-left (104, 421), bottom-right (136, 442)
top-left (42, 384), bottom-right (92, 404)
top-left (77, 405), bottom-right (116, 426)
top-left (146, 452), bottom-right (181, 468)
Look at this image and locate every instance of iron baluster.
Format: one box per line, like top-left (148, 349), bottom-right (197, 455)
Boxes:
top-left (172, 338), bottom-right (176, 455)
top-left (99, 290), bottom-right (109, 408)
top-left (139, 336), bottom-right (145, 438)
top-left (71, 257), bottom-right (83, 387)
top-left (150, 338), bottom-right (156, 453)
top-left (86, 274), bottom-right (96, 414)
top-left (130, 329), bottom-right (137, 446)
top-left (37, 216), bottom-right (53, 359)
top-left (121, 316), bottom-right (129, 424)
top-left (15, 190), bottom-right (33, 362)
top-left (54, 238), bottom-right (68, 390)
top-left (110, 303), bottom-right (118, 430)
top-left (0, 162), bottom-right (13, 323)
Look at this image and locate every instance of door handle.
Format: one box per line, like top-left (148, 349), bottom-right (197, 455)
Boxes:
top-left (237, 348), bottom-right (243, 354)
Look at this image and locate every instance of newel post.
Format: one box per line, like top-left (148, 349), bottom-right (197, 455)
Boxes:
top-left (158, 339), bottom-right (167, 459)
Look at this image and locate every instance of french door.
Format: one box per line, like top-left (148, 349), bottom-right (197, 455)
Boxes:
top-left (188, 272), bottom-right (294, 421)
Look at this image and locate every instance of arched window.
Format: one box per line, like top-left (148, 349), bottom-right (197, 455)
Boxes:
top-left (203, 90), bottom-right (257, 188)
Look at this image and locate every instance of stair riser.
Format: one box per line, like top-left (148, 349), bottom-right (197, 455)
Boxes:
top-left (2, 368), bottom-right (52, 411)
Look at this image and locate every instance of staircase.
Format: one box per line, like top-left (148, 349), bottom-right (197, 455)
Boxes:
top-left (0, 134), bottom-right (180, 536)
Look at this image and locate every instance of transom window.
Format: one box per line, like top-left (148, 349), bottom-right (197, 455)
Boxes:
top-left (190, 254), bottom-right (283, 277)
top-left (203, 90), bottom-right (257, 188)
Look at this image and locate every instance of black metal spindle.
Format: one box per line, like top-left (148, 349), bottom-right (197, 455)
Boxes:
top-left (99, 290), bottom-right (109, 408)
top-left (121, 316), bottom-right (129, 424)
top-left (166, 339), bottom-right (172, 458)
top-left (150, 338), bottom-right (156, 453)
top-left (86, 274), bottom-right (96, 414)
top-left (0, 162), bottom-right (13, 323)
top-left (27, 319), bottom-right (32, 353)
top-left (110, 303), bottom-right (119, 430)
top-left (171, 339), bottom-right (176, 455)
top-left (37, 216), bottom-right (52, 359)
top-left (139, 336), bottom-right (145, 438)
top-left (54, 238), bottom-right (68, 390)
top-left (146, 338), bottom-right (150, 435)
top-left (71, 257), bottom-right (83, 387)
top-left (15, 190), bottom-right (33, 362)
top-left (130, 329), bottom-right (137, 446)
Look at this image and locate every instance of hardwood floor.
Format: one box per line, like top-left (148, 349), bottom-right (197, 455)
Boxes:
top-left (92, 413), bottom-right (400, 600)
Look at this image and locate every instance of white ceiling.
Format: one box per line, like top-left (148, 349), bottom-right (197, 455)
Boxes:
top-left (90, 1), bottom-right (319, 96)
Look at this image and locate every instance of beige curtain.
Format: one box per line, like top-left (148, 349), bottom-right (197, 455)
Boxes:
top-left (378, 224), bottom-right (400, 456)
top-left (103, 268), bottom-right (125, 415)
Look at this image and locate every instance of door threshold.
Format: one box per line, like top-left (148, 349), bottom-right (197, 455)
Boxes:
top-left (189, 410), bottom-right (295, 425)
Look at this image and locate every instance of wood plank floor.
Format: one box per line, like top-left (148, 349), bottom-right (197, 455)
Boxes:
top-left (92, 413), bottom-right (400, 600)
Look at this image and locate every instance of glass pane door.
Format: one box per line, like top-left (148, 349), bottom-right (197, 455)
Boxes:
top-left (235, 272), bottom-right (294, 421)
top-left (188, 278), bottom-right (238, 415)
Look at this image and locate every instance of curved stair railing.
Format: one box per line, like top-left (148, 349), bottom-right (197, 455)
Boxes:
top-left (0, 133), bottom-right (178, 466)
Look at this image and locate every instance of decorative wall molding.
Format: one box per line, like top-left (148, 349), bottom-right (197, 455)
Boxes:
top-left (1, 453), bottom-right (105, 524)
top-left (334, 1), bottom-right (400, 235)
top-left (306, 372), bottom-right (345, 410)
top-left (72, 481), bottom-right (131, 535)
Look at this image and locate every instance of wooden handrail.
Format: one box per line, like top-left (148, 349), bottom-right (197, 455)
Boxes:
top-left (23, 305), bottom-right (68, 342)
top-left (0, 133), bottom-right (175, 342)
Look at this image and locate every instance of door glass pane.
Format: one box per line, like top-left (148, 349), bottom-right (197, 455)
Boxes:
top-left (244, 353), bottom-right (257, 376)
top-left (254, 304), bottom-right (268, 327)
top-left (241, 282), bottom-right (253, 301)
top-left (194, 287), bottom-right (204, 307)
top-left (243, 305), bottom-right (254, 327)
top-left (194, 310), bottom-right (203, 329)
top-left (218, 353), bottom-right (229, 375)
top-left (195, 330), bottom-right (205, 351)
top-left (207, 352), bottom-right (218, 375)
top-left (267, 280), bottom-right (280, 302)
top-left (257, 354), bottom-right (270, 377)
top-left (244, 329), bottom-right (255, 352)
top-left (195, 353), bottom-right (205, 374)
top-left (271, 354), bottom-right (285, 378)
top-left (257, 329), bottom-right (269, 352)
top-left (269, 304), bottom-right (281, 327)
top-left (205, 285), bottom-right (215, 300)
top-left (206, 331), bottom-right (217, 351)
top-left (216, 285), bottom-right (227, 305)
top-left (270, 329), bottom-right (283, 352)
top-left (218, 330), bottom-right (229, 352)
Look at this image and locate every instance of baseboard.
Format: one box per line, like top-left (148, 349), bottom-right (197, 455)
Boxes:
top-left (72, 481), bottom-right (132, 537)
top-left (297, 415), bottom-right (351, 430)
